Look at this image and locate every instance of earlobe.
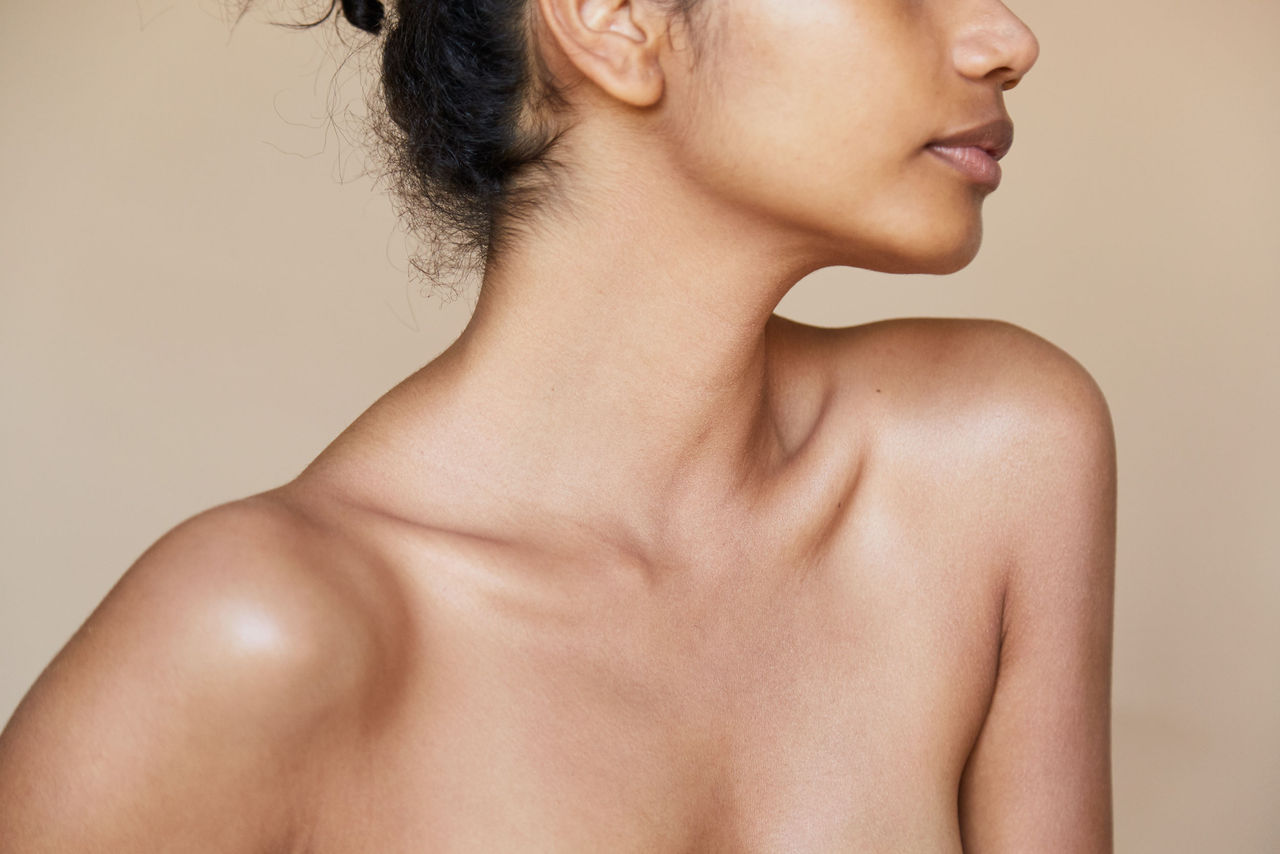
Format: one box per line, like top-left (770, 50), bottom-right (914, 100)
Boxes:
top-left (536, 0), bottom-right (666, 108)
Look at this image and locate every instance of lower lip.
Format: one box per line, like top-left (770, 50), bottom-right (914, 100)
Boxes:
top-left (926, 145), bottom-right (1002, 191)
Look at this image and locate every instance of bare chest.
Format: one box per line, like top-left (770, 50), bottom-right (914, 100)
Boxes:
top-left (302, 535), bottom-right (1004, 854)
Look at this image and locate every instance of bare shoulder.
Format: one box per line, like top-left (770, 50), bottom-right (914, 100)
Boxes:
top-left (821, 316), bottom-right (1114, 478)
top-left (824, 316), bottom-right (1116, 574)
top-left (829, 315), bottom-right (1107, 410)
top-left (815, 316), bottom-right (1117, 848)
top-left (0, 492), bottom-right (395, 852)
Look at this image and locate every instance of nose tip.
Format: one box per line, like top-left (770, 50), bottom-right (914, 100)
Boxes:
top-left (956, 7), bottom-right (1041, 90)
top-left (1001, 25), bottom-right (1040, 89)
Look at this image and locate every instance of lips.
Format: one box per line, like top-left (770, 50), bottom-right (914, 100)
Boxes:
top-left (925, 116), bottom-right (1014, 191)
top-left (927, 116), bottom-right (1014, 162)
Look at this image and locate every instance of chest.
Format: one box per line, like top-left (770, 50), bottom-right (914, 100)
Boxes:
top-left (306, 541), bottom-right (1002, 853)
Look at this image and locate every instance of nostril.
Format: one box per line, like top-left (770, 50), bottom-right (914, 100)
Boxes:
top-left (993, 66), bottom-right (1024, 91)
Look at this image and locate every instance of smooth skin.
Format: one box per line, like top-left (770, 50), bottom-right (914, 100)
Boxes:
top-left (0, 0), bottom-right (1114, 851)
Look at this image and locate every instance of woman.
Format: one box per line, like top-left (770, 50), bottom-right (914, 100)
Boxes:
top-left (0, 0), bottom-right (1115, 850)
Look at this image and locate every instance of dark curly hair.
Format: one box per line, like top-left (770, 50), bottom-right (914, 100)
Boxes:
top-left (288, 0), bottom-right (710, 295)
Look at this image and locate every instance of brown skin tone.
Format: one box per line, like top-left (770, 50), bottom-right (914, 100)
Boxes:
top-left (0, 0), bottom-right (1115, 852)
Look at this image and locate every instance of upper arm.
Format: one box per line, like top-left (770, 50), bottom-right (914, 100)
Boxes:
top-left (956, 323), bottom-right (1117, 852)
top-left (0, 498), bottom-right (376, 853)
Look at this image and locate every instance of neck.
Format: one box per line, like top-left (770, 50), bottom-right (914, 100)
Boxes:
top-left (316, 138), bottom-right (828, 561)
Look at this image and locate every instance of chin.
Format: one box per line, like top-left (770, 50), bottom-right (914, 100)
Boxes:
top-left (808, 199), bottom-right (987, 274)
top-left (909, 241), bottom-right (982, 275)
top-left (832, 228), bottom-right (983, 275)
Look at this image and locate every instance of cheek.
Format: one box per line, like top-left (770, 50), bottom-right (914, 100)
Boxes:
top-left (673, 4), bottom-right (926, 204)
top-left (663, 1), bottom-right (980, 271)
top-left (674, 87), bottom-right (985, 275)
top-left (672, 55), bottom-right (923, 244)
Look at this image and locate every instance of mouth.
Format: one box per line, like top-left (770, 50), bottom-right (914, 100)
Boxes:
top-left (926, 116), bottom-right (1015, 161)
top-left (925, 117), bottom-right (1014, 191)
top-left (925, 145), bottom-right (1002, 191)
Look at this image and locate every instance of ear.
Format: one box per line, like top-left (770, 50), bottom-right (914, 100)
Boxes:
top-left (534, 0), bottom-right (666, 107)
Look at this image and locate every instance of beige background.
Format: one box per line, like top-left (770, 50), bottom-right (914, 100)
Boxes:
top-left (2, 0), bottom-right (1277, 849)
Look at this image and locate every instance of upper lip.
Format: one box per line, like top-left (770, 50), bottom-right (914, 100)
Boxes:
top-left (927, 117), bottom-right (1015, 161)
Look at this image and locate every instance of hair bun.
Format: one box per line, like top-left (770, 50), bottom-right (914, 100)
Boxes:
top-left (339, 0), bottom-right (384, 33)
